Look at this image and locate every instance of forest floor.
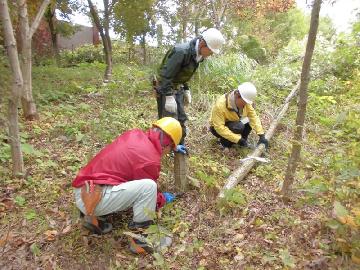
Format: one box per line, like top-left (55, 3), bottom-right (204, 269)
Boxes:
top-left (0, 63), bottom-right (358, 270)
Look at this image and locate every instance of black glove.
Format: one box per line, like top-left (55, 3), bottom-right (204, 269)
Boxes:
top-left (238, 138), bottom-right (248, 147)
top-left (257, 134), bottom-right (269, 149)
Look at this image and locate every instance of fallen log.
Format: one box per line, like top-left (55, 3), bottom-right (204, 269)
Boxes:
top-left (218, 81), bottom-right (300, 198)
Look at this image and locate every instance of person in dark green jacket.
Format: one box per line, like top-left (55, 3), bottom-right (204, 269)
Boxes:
top-left (155, 28), bottom-right (225, 144)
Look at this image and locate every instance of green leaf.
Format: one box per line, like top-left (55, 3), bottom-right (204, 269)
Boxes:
top-left (21, 143), bottom-right (35, 155)
top-left (152, 252), bottom-right (164, 266)
top-left (14, 196), bottom-right (26, 206)
top-left (30, 243), bottom-right (41, 256)
top-left (326, 219), bottom-right (341, 230)
top-left (24, 209), bottom-right (37, 220)
top-left (76, 132), bottom-right (85, 142)
top-left (334, 201), bottom-right (349, 218)
top-left (279, 249), bottom-right (296, 268)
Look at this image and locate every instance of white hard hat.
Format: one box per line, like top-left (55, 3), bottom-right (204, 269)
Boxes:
top-left (201, 28), bottom-right (225, 54)
top-left (237, 82), bottom-right (257, 104)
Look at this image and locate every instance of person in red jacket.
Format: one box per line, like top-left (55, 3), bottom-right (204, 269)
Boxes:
top-left (72, 117), bottom-right (185, 253)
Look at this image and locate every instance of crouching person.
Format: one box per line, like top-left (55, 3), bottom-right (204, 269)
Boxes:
top-left (72, 117), bottom-right (184, 254)
top-left (209, 82), bottom-right (269, 149)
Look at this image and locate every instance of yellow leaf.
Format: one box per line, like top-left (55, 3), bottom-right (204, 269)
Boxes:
top-left (44, 230), bottom-right (58, 241)
top-left (352, 254), bottom-right (360, 265)
top-left (337, 216), bottom-right (347, 224)
top-left (351, 208), bottom-right (360, 217)
top-left (344, 215), bottom-right (357, 228)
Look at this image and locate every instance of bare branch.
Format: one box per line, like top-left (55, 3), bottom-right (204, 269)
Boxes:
top-left (29, 0), bottom-right (51, 38)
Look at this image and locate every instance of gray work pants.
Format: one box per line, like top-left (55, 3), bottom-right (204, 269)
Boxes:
top-left (74, 179), bottom-right (157, 223)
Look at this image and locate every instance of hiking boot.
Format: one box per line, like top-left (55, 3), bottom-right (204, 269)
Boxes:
top-left (80, 212), bottom-right (113, 235)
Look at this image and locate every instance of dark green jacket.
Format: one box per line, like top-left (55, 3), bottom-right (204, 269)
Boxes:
top-left (158, 38), bottom-right (202, 95)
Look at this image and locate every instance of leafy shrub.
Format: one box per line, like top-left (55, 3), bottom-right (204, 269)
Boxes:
top-left (331, 37), bottom-right (360, 80)
top-left (236, 35), bottom-right (267, 63)
top-left (199, 53), bottom-right (257, 94)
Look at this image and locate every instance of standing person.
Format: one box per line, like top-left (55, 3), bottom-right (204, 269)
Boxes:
top-left (72, 117), bottom-right (183, 254)
top-left (209, 82), bottom-right (269, 149)
top-left (155, 28), bottom-right (225, 144)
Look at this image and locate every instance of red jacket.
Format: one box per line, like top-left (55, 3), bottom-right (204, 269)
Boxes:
top-left (72, 129), bottom-right (166, 208)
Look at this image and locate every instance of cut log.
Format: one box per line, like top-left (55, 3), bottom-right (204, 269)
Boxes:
top-left (174, 152), bottom-right (188, 192)
top-left (218, 81), bottom-right (300, 198)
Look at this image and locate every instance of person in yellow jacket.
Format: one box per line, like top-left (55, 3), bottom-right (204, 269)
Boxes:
top-left (209, 82), bottom-right (269, 149)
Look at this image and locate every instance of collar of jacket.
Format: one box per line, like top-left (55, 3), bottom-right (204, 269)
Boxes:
top-left (225, 90), bottom-right (243, 118)
top-left (189, 37), bottom-right (204, 63)
top-left (225, 90), bottom-right (238, 112)
top-left (146, 129), bottom-right (163, 155)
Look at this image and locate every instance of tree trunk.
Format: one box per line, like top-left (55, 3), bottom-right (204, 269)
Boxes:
top-left (218, 81), bottom-right (300, 198)
top-left (0, 0), bottom-right (25, 175)
top-left (18, 0), bottom-right (50, 120)
top-left (88, 0), bottom-right (112, 82)
top-left (281, 0), bottom-right (322, 199)
top-left (141, 33), bottom-right (146, 65)
top-left (18, 0), bottom-right (38, 120)
top-left (46, 4), bottom-right (60, 65)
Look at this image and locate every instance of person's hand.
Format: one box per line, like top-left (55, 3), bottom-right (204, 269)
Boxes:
top-left (257, 134), bottom-right (269, 149)
top-left (184, 90), bottom-right (192, 105)
top-left (238, 138), bottom-right (248, 147)
top-left (165, 95), bottom-right (177, 113)
top-left (163, 192), bottom-right (176, 203)
top-left (175, 144), bottom-right (188, 155)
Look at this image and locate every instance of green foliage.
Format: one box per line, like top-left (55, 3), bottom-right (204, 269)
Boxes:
top-left (14, 196), bottom-right (26, 207)
top-left (236, 35), bottom-right (266, 63)
top-left (234, 7), bottom-right (308, 58)
top-left (113, 0), bottom-right (156, 43)
top-left (279, 249), bottom-right (296, 268)
top-left (199, 53), bottom-right (257, 93)
top-left (56, 43), bottom-right (130, 67)
top-left (332, 37), bottom-right (360, 80)
top-left (223, 187), bottom-right (247, 206)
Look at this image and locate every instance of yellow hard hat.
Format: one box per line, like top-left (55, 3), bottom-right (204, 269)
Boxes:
top-left (153, 117), bottom-right (182, 146)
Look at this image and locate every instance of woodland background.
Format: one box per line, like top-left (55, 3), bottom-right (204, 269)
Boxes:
top-left (0, 0), bottom-right (359, 269)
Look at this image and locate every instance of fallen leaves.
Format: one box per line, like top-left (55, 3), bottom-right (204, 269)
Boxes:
top-left (44, 230), bottom-right (58, 241)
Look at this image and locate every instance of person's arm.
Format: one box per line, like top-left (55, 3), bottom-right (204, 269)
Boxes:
top-left (211, 107), bottom-right (241, 143)
top-left (133, 162), bottom-right (160, 181)
top-left (158, 48), bottom-right (185, 95)
top-left (244, 104), bottom-right (264, 135)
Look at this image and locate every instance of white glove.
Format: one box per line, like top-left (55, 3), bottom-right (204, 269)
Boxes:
top-left (165, 95), bottom-right (177, 113)
top-left (184, 90), bottom-right (192, 105)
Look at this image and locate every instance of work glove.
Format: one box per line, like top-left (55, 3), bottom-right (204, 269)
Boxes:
top-left (257, 134), bottom-right (269, 149)
top-left (175, 144), bottom-right (188, 155)
top-left (164, 95), bottom-right (177, 113)
top-left (162, 192), bottom-right (176, 203)
top-left (238, 138), bottom-right (249, 148)
top-left (184, 90), bottom-right (192, 105)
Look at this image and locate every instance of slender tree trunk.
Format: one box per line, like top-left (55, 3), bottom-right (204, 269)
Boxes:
top-left (18, 0), bottom-right (50, 120)
top-left (181, 20), bottom-right (187, 42)
top-left (194, 17), bottom-right (199, 36)
top-left (88, 0), bottom-right (112, 82)
top-left (209, 0), bottom-right (228, 30)
top-left (0, 0), bottom-right (24, 175)
top-left (281, 0), bottom-right (322, 198)
top-left (46, 5), bottom-right (60, 65)
top-left (18, 0), bottom-right (38, 120)
top-left (103, 0), bottom-right (112, 81)
top-left (141, 33), bottom-right (146, 65)
top-left (156, 24), bottom-right (163, 47)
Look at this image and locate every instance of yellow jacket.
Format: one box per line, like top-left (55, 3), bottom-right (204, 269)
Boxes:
top-left (209, 93), bottom-right (264, 143)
